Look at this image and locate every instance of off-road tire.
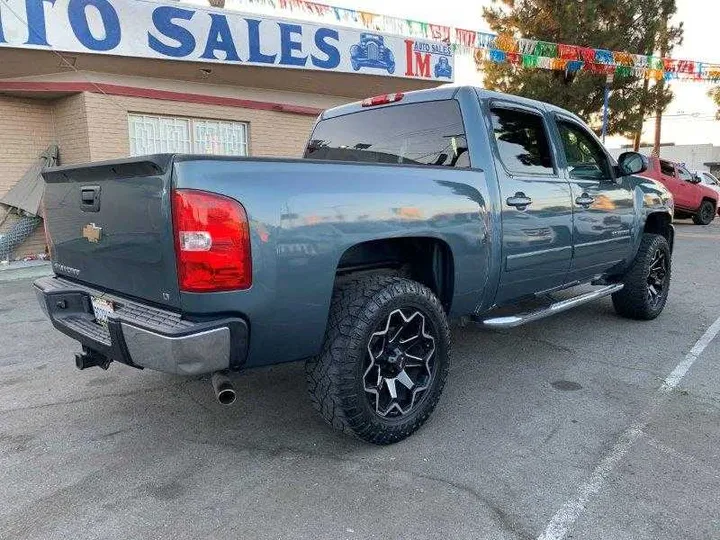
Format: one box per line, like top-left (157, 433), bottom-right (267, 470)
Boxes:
top-left (692, 200), bottom-right (716, 225)
top-left (612, 233), bottom-right (671, 320)
top-left (305, 275), bottom-right (451, 445)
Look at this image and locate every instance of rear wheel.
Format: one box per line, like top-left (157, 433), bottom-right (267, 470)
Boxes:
top-left (692, 200), bottom-right (716, 225)
top-left (612, 233), bottom-right (671, 320)
top-left (306, 275), bottom-right (450, 445)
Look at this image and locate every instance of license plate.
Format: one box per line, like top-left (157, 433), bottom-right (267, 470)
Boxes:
top-left (91, 297), bottom-right (115, 326)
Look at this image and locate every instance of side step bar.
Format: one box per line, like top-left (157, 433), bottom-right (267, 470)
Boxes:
top-left (481, 284), bottom-right (624, 329)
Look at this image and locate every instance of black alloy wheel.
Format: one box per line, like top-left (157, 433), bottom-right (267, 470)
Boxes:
top-left (693, 200), bottom-right (715, 225)
top-left (646, 248), bottom-right (668, 308)
top-left (306, 275), bottom-right (451, 445)
top-left (612, 233), bottom-right (672, 320)
top-left (363, 308), bottom-right (438, 418)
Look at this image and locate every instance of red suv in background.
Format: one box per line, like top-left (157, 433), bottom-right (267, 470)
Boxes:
top-left (643, 156), bottom-right (719, 225)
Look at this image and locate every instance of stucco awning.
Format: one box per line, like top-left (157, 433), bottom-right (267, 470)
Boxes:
top-left (0, 49), bottom-right (440, 102)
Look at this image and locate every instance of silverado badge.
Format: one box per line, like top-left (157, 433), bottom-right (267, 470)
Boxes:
top-left (82, 223), bottom-right (102, 243)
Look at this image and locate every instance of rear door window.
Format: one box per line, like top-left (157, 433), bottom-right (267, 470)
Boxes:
top-left (489, 107), bottom-right (555, 175)
top-left (305, 100), bottom-right (469, 168)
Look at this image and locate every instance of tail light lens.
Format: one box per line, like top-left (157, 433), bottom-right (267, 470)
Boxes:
top-left (172, 189), bottom-right (252, 292)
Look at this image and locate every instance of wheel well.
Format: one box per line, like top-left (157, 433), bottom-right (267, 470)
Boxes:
top-left (644, 212), bottom-right (674, 250)
top-left (701, 197), bottom-right (717, 208)
top-left (336, 237), bottom-right (455, 312)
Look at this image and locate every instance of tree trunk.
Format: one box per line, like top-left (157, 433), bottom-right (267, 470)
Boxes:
top-left (634, 77), bottom-right (650, 151)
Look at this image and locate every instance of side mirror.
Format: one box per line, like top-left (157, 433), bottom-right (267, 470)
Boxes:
top-left (690, 175), bottom-right (702, 184)
top-left (617, 152), bottom-right (648, 176)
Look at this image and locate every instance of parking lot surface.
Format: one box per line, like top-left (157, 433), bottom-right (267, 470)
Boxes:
top-left (1, 220), bottom-right (719, 540)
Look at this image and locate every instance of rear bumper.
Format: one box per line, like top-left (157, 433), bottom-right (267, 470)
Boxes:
top-left (34, 276), bottom-right (248, 375)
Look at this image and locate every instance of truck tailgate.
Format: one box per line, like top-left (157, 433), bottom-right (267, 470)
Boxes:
top-left (42, 155), bottom-right (181, 309)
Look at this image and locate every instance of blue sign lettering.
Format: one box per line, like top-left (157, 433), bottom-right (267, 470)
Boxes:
top-left (278, 23), bottom-right (307, 67)
top-left (246, 18), bottom-right (276, 64)
top-left (24, 0), bottom-right (56, 46)
top-left (148, 6), bottom-right (196, 58)
top-left (0, 0), bottom-right (454, 82)
top-left (201, 13), bottom-right (240, 62)
top-left (311, 27), bottom-right (339, 69)
top-left (431, 43), bottom-right (452, 56)
top-left (68, 0), bottom-right (121, 51)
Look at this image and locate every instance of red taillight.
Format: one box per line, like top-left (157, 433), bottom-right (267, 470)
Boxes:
top-left (361, 92), bottom-right (404, 107)
top-left (172, 189), bottom-right (251, 292)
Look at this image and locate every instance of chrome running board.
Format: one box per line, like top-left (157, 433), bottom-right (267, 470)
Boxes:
top-left (481, 284), bottom-right (624, 329)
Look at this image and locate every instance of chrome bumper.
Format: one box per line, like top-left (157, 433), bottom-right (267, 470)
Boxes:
top-left (34, 276), bottom-right (248, 375)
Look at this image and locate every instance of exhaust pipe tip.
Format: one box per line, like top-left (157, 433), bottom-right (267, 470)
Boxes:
top-left (211, 371), bottom-right (236, 405)
top-left (217, 387), bottom-right (236, 405)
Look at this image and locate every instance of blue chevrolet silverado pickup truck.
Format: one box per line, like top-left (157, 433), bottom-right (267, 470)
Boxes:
top-left (35, 86), bottom-right (674, 444)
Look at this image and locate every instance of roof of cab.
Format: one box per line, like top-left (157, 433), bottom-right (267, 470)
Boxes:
top-left (320, 85), bottom-right (584, 126)
top-left (320, 86), bottom-right (462, 120)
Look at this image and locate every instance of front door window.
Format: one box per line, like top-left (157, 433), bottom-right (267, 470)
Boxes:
top-left (556, 121), bottom-right (612, 181)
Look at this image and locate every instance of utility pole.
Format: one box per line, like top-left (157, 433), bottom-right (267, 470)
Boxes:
top-left (653, 7), bottom-right (669, 157)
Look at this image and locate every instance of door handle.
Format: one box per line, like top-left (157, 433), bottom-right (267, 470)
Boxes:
top-left (506, 193), bottom-right (532, 210)
top-left (575, 193), bottom-right (595, 208)
top-left (80, 185), bottom-right (101, 212)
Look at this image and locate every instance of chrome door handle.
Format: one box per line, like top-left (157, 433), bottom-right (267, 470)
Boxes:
top-left (506, 193), bottom-right (532, 210)
top-left (575, 194), bottom-right (595, 208)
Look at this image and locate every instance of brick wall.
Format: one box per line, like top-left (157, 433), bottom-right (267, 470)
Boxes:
top-left (53, 94), bottom-right (91, 166)
top-left (83, 92), bottom-right (319, 161)
top-left (0, 96), bottom-right (55, 198)
top-left (0, 96), bottom-right (55, 260)
top-left (1, 89), bottom-right (332, 259)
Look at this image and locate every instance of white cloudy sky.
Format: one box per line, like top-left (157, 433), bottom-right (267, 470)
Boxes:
top-left (190, 0), bottom-right (719, 148)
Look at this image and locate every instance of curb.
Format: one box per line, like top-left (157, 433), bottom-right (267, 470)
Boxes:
top-left (0, 261), bottom-right (53, 282)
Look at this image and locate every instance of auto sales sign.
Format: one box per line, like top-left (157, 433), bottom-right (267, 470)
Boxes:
top-left (0, 0), bottom-right (455, 82)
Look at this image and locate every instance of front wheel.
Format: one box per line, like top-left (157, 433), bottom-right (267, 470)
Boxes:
top-left (306, 275), bottom-right (450, 445)
top-left (692, 200), bottom-right (716, 225)
top-left (612, 233), bottom-right (671, 320)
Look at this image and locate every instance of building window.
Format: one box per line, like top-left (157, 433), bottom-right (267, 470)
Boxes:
top-left (128, 114), bottom-right (248, 157)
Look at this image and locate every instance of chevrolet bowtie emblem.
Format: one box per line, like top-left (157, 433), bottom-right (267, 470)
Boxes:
top-left (82, 223), bottom-right (102, 243)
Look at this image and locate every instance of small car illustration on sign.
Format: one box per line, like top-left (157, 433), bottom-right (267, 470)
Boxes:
top-left (350, 33), bottom-right (396, 74)
top-left (434, 56), bottom-right (452, 78)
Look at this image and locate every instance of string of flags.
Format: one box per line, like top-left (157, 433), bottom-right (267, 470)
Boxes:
top-left (224, 0), bottom-right (720, 82)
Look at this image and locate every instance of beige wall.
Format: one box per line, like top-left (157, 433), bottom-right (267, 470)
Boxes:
top-left (0, 96), bottom-right (55, 198)
top-left (83, 91), bottom-right (318, 161)
top-left (1, 85), bottom-right (334, 259)
top-left (0, 96), bottom-right (55, 259)
top-left (53, 94), bottom-right (91, 165)
top-left (1, 87), bottom-right (324, 200)
top-left (0, 94), bottom-right (91, 260)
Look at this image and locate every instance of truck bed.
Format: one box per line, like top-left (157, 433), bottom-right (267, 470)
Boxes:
top-left (42, 153), bottom-right (491, 367)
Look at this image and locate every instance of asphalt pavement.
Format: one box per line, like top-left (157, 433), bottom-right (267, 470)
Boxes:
top-left (1, 220), bottom-right (718, 540)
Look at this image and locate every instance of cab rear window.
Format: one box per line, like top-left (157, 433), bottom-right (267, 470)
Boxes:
top-left (305, 100), bottom-right (470, 168)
